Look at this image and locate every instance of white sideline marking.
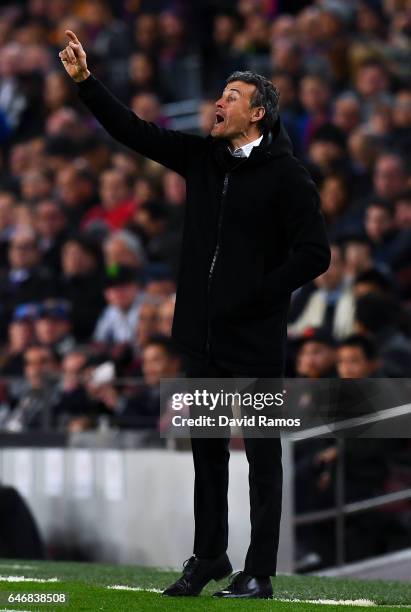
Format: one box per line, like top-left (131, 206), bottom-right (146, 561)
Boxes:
top-left (0, 575), bottom-right (58, 583)
top-left (106, 585), bottom-right (411, 608)
top-left (108, 584), bottom-right (162, 593)
top-left (0, 609), bottom-right (32, 612)
top-left (278, 599), bottom-right (376, 607)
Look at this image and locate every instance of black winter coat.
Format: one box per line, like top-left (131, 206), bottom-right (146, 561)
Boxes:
top-left (78, 75), bottom-right (330, 375)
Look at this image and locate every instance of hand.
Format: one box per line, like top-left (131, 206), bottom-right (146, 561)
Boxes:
top-left (59, 30), bottom-right (90, 82)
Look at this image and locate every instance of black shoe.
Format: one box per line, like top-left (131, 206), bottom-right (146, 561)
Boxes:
top-left (213, 571), bottom-right (273, 599)
top-left (162, 553), bottom-right (232, 596)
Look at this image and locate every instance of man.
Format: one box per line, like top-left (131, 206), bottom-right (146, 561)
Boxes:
top-left (34, 299), bottom-right (76, 358)
top-left (0, 228), bottom-right (55, 340)
top-left (60, 30), bottom-right (330, 599)
top-left (34, 199), bottom-right (68, 274)
top-left (117, 335), bottom-right (182, 430)
top-left (296, 328), bottom-right (337, 379)
top-left (94, 264), bottom-right (143, 345)
top-left (3, 344), bottom-right (60, 432)
top-left (355, 293), bottom-right (411, 377)
top-left (82, 168), bottom-right (136, 231)
top-left (337, 334), bottom-right (381, 379)
top-left (288, 244), bottom-right (354, 340)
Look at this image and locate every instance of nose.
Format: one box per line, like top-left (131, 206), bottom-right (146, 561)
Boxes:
top-left (215, 97), bottom-right (224, 109)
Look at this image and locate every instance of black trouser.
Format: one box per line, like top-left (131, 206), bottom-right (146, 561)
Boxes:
top-left (185, 353), bottom-right (283, 577)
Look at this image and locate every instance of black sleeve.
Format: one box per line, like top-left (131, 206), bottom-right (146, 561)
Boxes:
top-left (76, 74), bottom-right (204, 177)
top-left (263, 161), bottom-right (331, 298)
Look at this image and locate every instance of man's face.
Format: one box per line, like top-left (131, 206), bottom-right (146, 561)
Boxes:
top-left (300, 77), bottom-right (329, 113)
top-left (211, 80), bottom-right (263, 140)
top-left (62, 352), bottom-right (86, 387)
top-left (9, 235), bottom-right (39, 269)
top-left (337, 346), bottom-right (376, 379)
top-left (344, 242), bottom-right (372, 276)
top-left (356, 65), bottom-right (388, 98)
top-left (35, 317), bottom-right (69, 345)
top-left (9, 321), bottom-right (33, 353)
top-left (24, 346), bottom-right (56, 388)
top-left (374, 155), bottom-right (406, 200)
top-left (35, 201), bottom-right (66, 239)
top-left (62, 241), bottom-right (96, 276)
top-left (104, 283), bottom-right (138, 310)
top-left (297, 341), bottom-right (335, 378)
top-left (136, 303), bottom-right (158, 347)
top-left (365, 205), bottom-right (393, 242)
top-left (333, 98), bottom-right (360, 132)
top-left (99, 171), bottom-right (129, 209)
top-left (142, 344), bottom-right (179, 386)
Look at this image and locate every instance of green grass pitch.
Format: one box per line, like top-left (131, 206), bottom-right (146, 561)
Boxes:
top-left (0, 558), bottom-right (409, 611)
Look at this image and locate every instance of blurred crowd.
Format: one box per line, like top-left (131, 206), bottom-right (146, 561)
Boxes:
top-left (0, 0), bottom-right (410, 440)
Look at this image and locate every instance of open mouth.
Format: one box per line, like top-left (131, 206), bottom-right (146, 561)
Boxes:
top-left (215, 112), bottom-right (225, 125)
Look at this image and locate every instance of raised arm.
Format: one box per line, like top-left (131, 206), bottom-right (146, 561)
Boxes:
top-left (59, 30), bottom-right (202, 177)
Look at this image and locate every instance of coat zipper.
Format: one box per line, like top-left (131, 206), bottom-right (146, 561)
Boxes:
top-left (206, 172), bottom-right (229, 358)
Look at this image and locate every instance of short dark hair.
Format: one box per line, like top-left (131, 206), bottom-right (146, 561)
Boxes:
top-left (145, 334), bottom-right (181, 359)
top-left (226, 71), bottom-right (280, 132)
top-left (338, 334), bottom-right (379, 361)
top-left (366, 196), bottom-right (394, 215)
top-left (353, 268), bottom-right (393, 293)
top-left (355, 294), bottom-right (399, 332)
top-left (395, 189), bottom-right (411, 205)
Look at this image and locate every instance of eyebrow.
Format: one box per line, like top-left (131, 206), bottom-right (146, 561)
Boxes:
top-left (224, 88), bottom-right (241, 96)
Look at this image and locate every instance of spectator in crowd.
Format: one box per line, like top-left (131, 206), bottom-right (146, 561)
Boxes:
top-left (3, 344), bottom-right (60, 432)
top-left (295, 328), bottom-right (337, 379)
top-left (119, 335), bottom-right (181, 429)
top-left (0, 228), bottom-right (55, 340)
top-left (55, 165), bottom-right (97, 229)
top-left (355, 293), bottom-right (411, 377)
top-left (53, 349), bottom-right (94, 431)
top-left (341, 236), bottom-right (374, 283)
top-left (353, 268), bottom-right (395, 298)
top-left (373, 152), bottom-right (408, 201)
top-left (337, 334), bottom-right (381, 379)
top-left (128, 200), bottom-right (172, 264)
top-left (60, 235), bottom-right (105, 341)
top-left (82, 168), bottom-right (137, 231)
top-left (103, 229), bottom-right (146, 269)
top-left (34, 199), bottom-right (69, 274)
top-left (288, 244), bottom-right (355, 339)
top-left (135, 297), bottom-right (160, 352)
top-left (364, 197), bottom-right (411, 267)
top-left (20, 169), bottom-right (54, 205)
top-left (33, 299), bottom-right (76, 358)
top-left (0, 304), bottom-right (37, 377)
top-left (93, 264), bottom-right (143, 345)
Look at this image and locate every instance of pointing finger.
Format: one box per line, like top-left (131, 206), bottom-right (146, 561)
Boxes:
top-left (65, 30), bottom-right (80, 44)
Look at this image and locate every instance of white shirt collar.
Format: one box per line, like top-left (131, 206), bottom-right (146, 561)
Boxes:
top-left (230, 134), bottom-right (263, 158)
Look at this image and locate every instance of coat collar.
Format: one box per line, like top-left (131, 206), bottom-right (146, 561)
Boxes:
top-left (210, 117), bottom-right (293, 172)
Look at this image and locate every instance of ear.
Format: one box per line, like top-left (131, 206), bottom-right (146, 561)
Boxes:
top-left (250, 106), bottom-right (265, 124)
